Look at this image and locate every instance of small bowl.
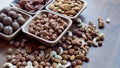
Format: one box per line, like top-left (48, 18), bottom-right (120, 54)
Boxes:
top-left (10, 0), bottom-right (53, 15)
top-left (46, 0), bottom-right (87, 19)
top-left (22, 10), bottom-right (72, 46)
top-left (0, 7), bottom-right (31, 41)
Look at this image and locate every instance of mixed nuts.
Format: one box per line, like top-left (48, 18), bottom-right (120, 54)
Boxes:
top-left (29, 12), bottom-right (69, 41)
top-left (3, 17), bottom-right (105, 68)
top-left (16, 0), bottom-right (48, 13)
top-left (49, 0), bottom-right (84, 17)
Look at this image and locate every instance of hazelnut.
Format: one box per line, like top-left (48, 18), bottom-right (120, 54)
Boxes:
top-left (76, 60), bottom-right (82, 65)
top-left (7, 48), bottom-right (13, 54)
top-left (22, 61), bottom-right (27, 66)
top-left (71, 61), bottom-right (76, 66)
top-left (6, 55), bottom-right (12, 61)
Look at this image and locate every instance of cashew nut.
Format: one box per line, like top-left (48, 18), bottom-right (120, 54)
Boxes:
top-left (98, 33), bottom-right (104, 39)
top-left (59, 47), bottom-right (63, 55)
top-left (77, 38), bottom-right (86, 46)
top-left (67, 31), bottom-right (73, 37)
top-left (27, 61), bottom-right (32, 66)
top-left (93, 38), bottom-right (98, 46)
top-left (54, 55), bottom-right (62, 59)
top-left (11, 66), bottom-right (17, 68)
top-left (62, 61), bottom-right (71, 67)
top-left (77, 18), bottom-right (87, 28)
top-left (3, 63), bottom-right (13, 68)
top-left (50, 51), bottom-right (57, 57)
top-left (39, 50), bottom-right (45, 57)
top-left (57, 61), bottom-right (71, 68)
top-left (25, 66), bottom-right (34, 68)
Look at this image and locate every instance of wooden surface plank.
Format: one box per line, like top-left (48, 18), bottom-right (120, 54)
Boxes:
top-left (0, 0), bottom-right (120, 68)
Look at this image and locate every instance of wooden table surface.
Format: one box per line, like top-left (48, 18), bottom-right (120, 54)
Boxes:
top-left (0, 0), bottom-right (120, 68)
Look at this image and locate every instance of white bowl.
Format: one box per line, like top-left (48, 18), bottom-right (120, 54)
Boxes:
top-left (22, 10), bottom-right (72, 46)
top-left (46, 0), bottom-right (87, 19)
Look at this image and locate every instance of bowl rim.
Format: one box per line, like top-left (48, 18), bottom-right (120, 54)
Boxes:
top-left (22, 10), bottom-right (72, 44)
top-left (46, 0), bottom-right (88, 19)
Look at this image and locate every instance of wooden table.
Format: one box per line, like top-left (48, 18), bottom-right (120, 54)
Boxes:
top-left (0, 0), bottom-right (120, 68)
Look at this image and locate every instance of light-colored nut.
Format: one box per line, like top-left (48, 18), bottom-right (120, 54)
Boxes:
top-left (59, 47), bottom-right (63, 55)
top-left (3, 63), bottom-right (13, 68)
top-left (39, 50), bottom-right (45, 57)
top-left (74, 65), bottom-right (82, 68)
top-left (70, 55), bottom-right (75, 61)
top-left (27, 61), bottom-right (32, 66)
top-left (52, 62), bottom-right (57, 68)
top-left (50, 51), bottom-right (57, 57)
top-left (25, 66), bottom-right (34, 68)
top-left (33, 61), bottom-right (39, 66)
top-left (54, 58), bottom-right (62, 63)
top-left (55, 55), bottom-right (62, 59)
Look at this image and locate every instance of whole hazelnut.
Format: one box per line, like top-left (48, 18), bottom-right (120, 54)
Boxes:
top-left (16, 62), bottom-right (22, 67)
top-left (22, 61), bottom-right (27, 66)
top-left (48, 13), bottom-right (53, 18)
top-left (0, 22), bottom-right (4, 31)
top-left (7, 48), bottom-right (13, 54)
top-left (76, 60), bottom-right (82, 65)
top-left (17, 17), bottom-right (25, 25)
top-left (34, 50), bottom-right (39, 55)
top-left (35, 56), bottom-right (41, 62)
top-left (71, 61), bottom-right (76, 66)
top-left (8, 11), bottom-right (18, 19)
top-left (6, 55), bottom-right (12, 61)
top-left (12, 21), bottom-right (20, 31)
top-left (3, 16), bottom-right (13, 25)
top-left (3, 26), bottom-right (13, 35)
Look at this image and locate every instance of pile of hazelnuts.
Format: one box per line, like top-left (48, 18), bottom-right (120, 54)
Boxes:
top-left (16, 0), bottom-right (48, 13)
top-left (0, 7), bottom-right (26, 35)
top-left (29, 12), bottom-right (69, 41)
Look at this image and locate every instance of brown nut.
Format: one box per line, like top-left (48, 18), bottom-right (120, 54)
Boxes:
top-left (7, 48), bottom-right (13, 54)
top-left (62, 54), bottom-right (68, 60)
top-left (25, 45), bottom-right (32, 54)
top-left (52, 62), bottom-right (57, 68)
top-left (76, 60), bottom-right (82, 65)
top-left (6, 55), bottom-right (12, 61)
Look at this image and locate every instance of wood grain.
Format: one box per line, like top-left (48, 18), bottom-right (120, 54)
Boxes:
top-left (0, 0), bottom-right (120, 68)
